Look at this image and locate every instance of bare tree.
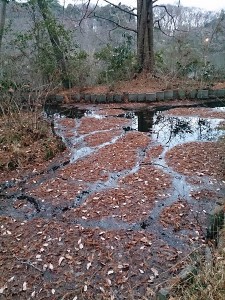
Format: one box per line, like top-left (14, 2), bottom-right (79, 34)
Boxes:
top-left (96, 0), bottom-right (180, 73)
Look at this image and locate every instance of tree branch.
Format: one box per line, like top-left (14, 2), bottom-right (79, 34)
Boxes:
top-left (103, 0), bottom-right (137, 17)
top-left (153, 4), bottom-right (176, 27)
top-left (79, 0), bottom-right (100, 27)
top-left (93, 13), bottom-right (137, 33)
top-left (154, 4), bottom-right (188, 34)
top-left (154, 20), bottom-right (174, 37)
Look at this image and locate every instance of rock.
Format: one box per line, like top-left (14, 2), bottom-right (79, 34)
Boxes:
top-left (178, 265), bottom-right (196, 281)
top-left (197, 89), bottom-right (209, 99)
top-left (138, 93), bottom-right (146, 102)
top-left (164, 90), bottom-right (173, 100)
top-left (84, 94), bottom-right (91, 102)
top-left (71, 94), bottom-right (81, 102)
top-left (207, 205), bottom-right (225, 240)
top-left (178, 90), bottom-right (186, 99)
top-left (215, 89), bottom-right (225, 98)
top-left (90, 94), bottom-right (97, 103)
top-left (157, 288), bottom-right (170, 300)
top-left (128, 93), bottom-right (138, 102)
top-left (96, 94), bottom-right (106, 103)
top-left (188, 89), bottom-right (197, 99)
top-left (146, 93), bottom-right (156, 102)
top-left (114, 94), bottom-right (122, 103)
top-left (156, 91), bottom-right (164, 101)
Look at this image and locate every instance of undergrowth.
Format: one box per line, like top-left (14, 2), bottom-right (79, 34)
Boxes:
top-left (170, 244), bottom-right (225, 300)
top-left (0, 91), bottom-right (65, 171)
top-left (170, 135), bottom-right (225, 299)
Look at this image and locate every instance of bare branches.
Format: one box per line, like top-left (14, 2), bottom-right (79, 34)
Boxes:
top-left (154, 4), bottom-right (188, 36)
top-left (154, 20), bottom-right (174, 37)
top-left (103, 0), bottom-right (137, 17)
top-left (93, 13), bottom-right (137, 33)
top-left (79, 0), bottom-right (99, 27)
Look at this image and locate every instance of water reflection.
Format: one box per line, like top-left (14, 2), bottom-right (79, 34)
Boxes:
top-left (132, 109), bottom-right (224, 148)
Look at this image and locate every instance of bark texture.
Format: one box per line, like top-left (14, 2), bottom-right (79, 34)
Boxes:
top-left (137, 0), bottom-right (154, 72)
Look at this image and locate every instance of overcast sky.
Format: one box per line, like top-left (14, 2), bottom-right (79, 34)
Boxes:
top-left (111, 0), bottom-right (224, 11)
top-left (63, 0), bottom-right (225, 12)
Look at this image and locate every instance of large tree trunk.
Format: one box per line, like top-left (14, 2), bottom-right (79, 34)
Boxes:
top-left (37, 0), bottom-right (70, 88)
top-left (0, 0), bottom-right (7, 55)
top-left (137, 0), bottom-right (154, 72)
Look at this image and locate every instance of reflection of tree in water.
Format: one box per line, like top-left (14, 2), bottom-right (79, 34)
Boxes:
top-left (197, 118), bottom-right (215, 141)
top-left (165, 117), bottom-right (193, 144)
top-left (152, 113), bottom-right (219, 145)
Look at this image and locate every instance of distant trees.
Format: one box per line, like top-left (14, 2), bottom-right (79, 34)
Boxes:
top-left (0, 0), bottom-right (224, 90)
top-left (96, 0), bottom-right (172, 73)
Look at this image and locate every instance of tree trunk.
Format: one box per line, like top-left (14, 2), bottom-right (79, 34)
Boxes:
top-left (37, 0), bottom-right (70, 88)
top-left (0, 0), bottom-right (7, 55)
top-left (137, 0), bottom-right (154, 72)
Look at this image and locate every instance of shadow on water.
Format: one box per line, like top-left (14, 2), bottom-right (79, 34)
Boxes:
top-left (44, 105), bottom-right (88, 119)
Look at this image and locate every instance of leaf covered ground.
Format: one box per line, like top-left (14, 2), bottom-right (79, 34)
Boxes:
top-left (0, 101), bottom-right (225, 299)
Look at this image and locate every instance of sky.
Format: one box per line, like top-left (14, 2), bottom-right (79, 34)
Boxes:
top-left (62, 0), bottom-right (225, 12)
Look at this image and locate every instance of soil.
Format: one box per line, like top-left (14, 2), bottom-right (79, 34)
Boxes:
top-left (0, 87), bottom-right (225, 299)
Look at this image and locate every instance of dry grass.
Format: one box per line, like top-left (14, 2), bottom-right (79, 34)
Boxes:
top-left (171, 239), bottom-right (225, 300)
top-left (0, 109), bottom-right (65, 171)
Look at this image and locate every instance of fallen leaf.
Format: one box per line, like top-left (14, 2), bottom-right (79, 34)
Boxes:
top-left (65, 254), bottom-right (73, 260)
top-left (22, 282), bottom-right (27, 291)
top-left (58, 256), bottom-right (65, 266)
top-left (31, 291), bottom-right (36, 297)
top-left (87, 262), bottom-right (92, 270)
top-left (140, 237), bottom-right (152, 245)
top-left (0, 284), bottom-right (7, 294)
top-left (151, 267), bottom-right (159, 277)
top-left (8, 276), bottom-right (14, 282)
top-left (149, 275), bottom-right (155, 283)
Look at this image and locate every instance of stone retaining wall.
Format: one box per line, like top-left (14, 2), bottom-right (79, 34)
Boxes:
top-left (46, 88), bottom-right (225, 105)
